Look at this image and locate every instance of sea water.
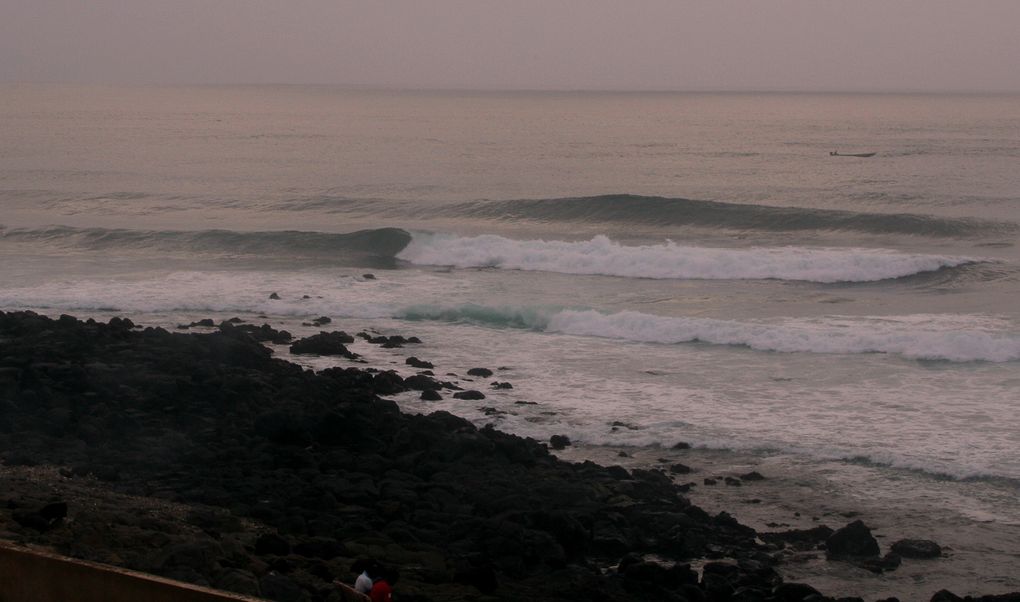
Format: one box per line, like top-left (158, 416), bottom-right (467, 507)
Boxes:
top-left (2, 84), bottom-right (1019, 597)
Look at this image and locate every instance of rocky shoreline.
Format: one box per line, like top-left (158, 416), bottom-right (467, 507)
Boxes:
top-left (0, 311), bottom-right (1015, 602)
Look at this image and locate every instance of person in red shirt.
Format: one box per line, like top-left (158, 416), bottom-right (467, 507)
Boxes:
top-left (369, 577), bottom-right (392, 602)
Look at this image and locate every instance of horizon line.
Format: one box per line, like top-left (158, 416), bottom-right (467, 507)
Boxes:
top-left (4, 79), bottom-right (1020, 96)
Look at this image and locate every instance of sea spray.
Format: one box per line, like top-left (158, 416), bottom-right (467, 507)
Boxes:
top-left (397, 233), bottom-right (978, 283)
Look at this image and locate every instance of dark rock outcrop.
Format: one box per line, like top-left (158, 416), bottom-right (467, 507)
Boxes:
top-left (288, 331), bottom-right (357, 358)
top-left (826, 520), bottom-right (880, 559)
top-left (891, 538), bottom-right (942, 558)
top-left (452, 390), bottom-right (486, 400)
top-left (1, 311), bottom-right (1010, 602)
top-left (549, 435), bottom-right (571, 450)
top-left (405, 357), bottom-right (434, 370)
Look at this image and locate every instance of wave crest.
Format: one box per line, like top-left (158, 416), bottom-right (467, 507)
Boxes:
top-left (397, 233), bottom-right (977, 283)
top-left (397, 304), bottom-right (1020, 363)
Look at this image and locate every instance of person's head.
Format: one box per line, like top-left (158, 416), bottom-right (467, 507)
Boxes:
top-left (367, 562), bottom-right (388, 582)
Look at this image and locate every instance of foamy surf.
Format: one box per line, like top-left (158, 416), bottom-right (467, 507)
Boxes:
top-left (399, 304), bottom-right (1020, 363)
top-left (397, 233), bottom-right (977, 283)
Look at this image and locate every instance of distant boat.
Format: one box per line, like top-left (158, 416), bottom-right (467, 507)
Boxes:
top-left (830, 151), bottom-right (876, 157)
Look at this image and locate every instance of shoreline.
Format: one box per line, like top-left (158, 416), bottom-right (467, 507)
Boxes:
top-left (550, 444), bottom-right (1020, 600)
top-left (1, 310), bottom-right (1016, 601)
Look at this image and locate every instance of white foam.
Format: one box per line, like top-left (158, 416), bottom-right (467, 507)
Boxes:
top-left (397, 233), bottom-right (975, 283)
top-left (546, 309), bottom-right (1020, 362)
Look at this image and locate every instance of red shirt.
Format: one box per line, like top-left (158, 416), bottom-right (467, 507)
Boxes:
top-left (370, 580), bottom-right (392, 602)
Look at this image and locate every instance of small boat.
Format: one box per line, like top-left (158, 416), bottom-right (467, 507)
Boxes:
top-left (829, 151), bottom-right (876, 157)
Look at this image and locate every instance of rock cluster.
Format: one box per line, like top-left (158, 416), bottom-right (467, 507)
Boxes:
top-left (0, 311), bottom-right (1013, 602)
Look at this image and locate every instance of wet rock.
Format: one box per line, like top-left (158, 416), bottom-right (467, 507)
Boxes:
top-left (289, 332), bottom-right (357, 358)
top-left (311, 316), bottom-right (331, 326)
top-left (466, 367), bottom-right (493, 377)
top-left (853, 552), bottom-right (902, 574)
top-left (672, 441), bottom-right (692, 450)
top-left (269, 292), bottom-right (281, 300)
top-left (669, 463), bottom-right (692, 474)
top-left (405, 357), bottom-right (434, 370)
top-left (362, 274), bottom-right (376, 280)
top-left (420, 389), bottom-right (442, 401)
top-left (549, 434), bottom-right (571, 450)
top-left (740, 471), bottom-right (765, 481)
top-left (400, 374), bottom-right (436, 390)
top-left (452, 390), bottom-right (485, 400)
top-left (490, 381), bottom-right (513, 389)
top-left (826, 520), bottom-right (880, 559)
top-left (891, 538), bottom-right (942, 559)
top-left (220, 322), bottom-right (292, 344)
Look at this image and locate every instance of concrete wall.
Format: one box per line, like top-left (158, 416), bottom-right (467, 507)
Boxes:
top-left (0, 541), bottom-right (266, 602)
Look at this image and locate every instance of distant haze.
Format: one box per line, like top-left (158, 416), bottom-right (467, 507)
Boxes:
top-left (2, 0), bottom-right (1020, 92)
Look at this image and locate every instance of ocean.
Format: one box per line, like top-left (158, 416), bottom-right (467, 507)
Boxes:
top-left (2, 84), bottom-right (1019, 597)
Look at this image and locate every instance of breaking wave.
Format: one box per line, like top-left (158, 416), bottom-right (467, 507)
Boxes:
top-left (397, 233), bottom-right (978, 283)
top-left (398, 304), bottom-right (1020, 363)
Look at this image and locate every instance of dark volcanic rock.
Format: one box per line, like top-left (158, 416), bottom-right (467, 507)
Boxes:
top-left (452, 389), bottom-right (485, 400)
top-left (891, 539), bottom-right (942, 559)
top-left (826, 520), bottom-right (880, 559)
top-left (288, 331), bottom-right (357, 358)
top-left (219, 322), bottom-right (292, 344)
top-left (405, 357), bottom-right (434, 370)
top-left (7, 311), bottom-right (994, 602)
top-left (549, 435), bottom-right (571, 450)
top-left (466, 367), bottom-right (493, 377)
top-left (420, 389), bottom-right (443, 401)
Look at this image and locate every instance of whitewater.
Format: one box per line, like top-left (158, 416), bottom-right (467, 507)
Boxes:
top-left (2, 84), bottom-right (1020, 597)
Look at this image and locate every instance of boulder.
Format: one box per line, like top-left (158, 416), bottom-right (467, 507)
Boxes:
top-left (891, 538), bottom-right (942, 559)
top-left (826, 520), bottom-right (880, 559)
top-left (452, 390), bottom-right (485, 400)
top-left (549, 435), bottom-right (571, 450)
top-left (405, 357), bottom-right (434, 370)
top-left (466, 367), bottom-right (493, 377)
top-left (289, 332), bottom-right (358, 358)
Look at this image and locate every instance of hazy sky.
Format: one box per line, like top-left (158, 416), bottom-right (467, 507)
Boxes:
top-left (3, 0), bottom-right (1019, 92)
